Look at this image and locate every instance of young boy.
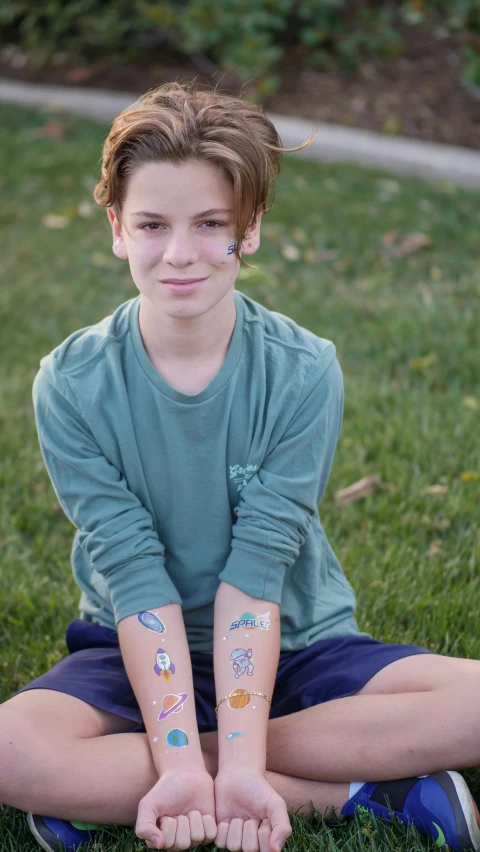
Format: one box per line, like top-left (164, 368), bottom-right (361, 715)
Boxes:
top-left (1, 82), bottom-right (479, 852)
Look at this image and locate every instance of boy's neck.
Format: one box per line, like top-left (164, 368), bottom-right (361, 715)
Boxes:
top-left (138, 290), bottom-right (237, 367)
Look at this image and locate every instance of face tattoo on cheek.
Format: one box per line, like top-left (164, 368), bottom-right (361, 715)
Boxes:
top-left (226, 238), bottom-right (237, 255)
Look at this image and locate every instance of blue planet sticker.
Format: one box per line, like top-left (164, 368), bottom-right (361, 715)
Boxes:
top-left (137, 611), bottom-right (166, 634)
top-left (166, 728), bottom-right (189, 748)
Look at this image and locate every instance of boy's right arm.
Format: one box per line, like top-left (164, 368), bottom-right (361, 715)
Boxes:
top-left (32, 367), bottom-right (216, 847)
top-left (118, 605), bottom-right (216, 849)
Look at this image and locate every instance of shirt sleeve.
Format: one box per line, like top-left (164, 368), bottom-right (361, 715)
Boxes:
top-left (218, 345), bottom-right (343, 603)
top-left (32, 364), bottom-right (182, 625)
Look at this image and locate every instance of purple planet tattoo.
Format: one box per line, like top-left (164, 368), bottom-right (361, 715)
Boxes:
top-left (137, 611), bottom-right (166, 633)
top-left (157, 692), bottom-right (188, 721)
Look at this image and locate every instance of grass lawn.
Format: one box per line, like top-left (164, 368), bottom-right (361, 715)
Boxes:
top-left (1, 102), bottom-right (479, 852)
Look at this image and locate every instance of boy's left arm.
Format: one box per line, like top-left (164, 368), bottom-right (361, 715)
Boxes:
top-left (213, 581), bottom-right (292, 852)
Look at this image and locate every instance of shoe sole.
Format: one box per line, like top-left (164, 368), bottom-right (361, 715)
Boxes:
top-left (27, 813), bottom-right (59, 852)
top-left (443, 771), bottom-right (480, 851)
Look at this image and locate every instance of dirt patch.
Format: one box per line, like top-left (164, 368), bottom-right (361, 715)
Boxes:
top-left (2, 23), bottom-right (480, 149)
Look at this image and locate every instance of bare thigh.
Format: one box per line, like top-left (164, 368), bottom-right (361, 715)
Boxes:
top-left (357, 652), bottom-right (480, 696)
top-left (2, 688), bottom-right (138, 738)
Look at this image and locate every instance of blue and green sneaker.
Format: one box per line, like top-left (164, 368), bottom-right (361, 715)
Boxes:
top-left (27, 813), bottom-right (102, 852)
top-left (341, 771), bottom-right (480, 851)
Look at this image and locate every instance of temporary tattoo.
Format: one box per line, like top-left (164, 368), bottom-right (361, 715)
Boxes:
top-left (228, 611), bottom-right (270, 631)
top-left (157, 693), bottom-right (188, 720)
top-left (153, 700), bottom-right (157, 705)
top-left (226, 239), bottom-right (237, 255)
top-left (137, 611), bottom-right (166, 634)
top-left (153, 737), bottom-right (158, 743)
top-left (227, 688), bottom-right (251, 710)
top-left (226, 731), bottom-right (248, 740)
top-left (154, 649), bottom-right (176, 682)
top-left (230, 648), bottom-right (254, 678)
top-left (166, 728), bottom-right (189, 748)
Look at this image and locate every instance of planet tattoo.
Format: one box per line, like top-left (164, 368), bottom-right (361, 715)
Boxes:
top-left (154, 649), bottom-right (175, 682)
top-left (166, 728), bottom-right (189, 748)
top-left (137, 611), bottom-right (166, 633)
top-left (227, 688), bottom-right (251, 710)
top-left (157, 693), bottom-right (188, 721)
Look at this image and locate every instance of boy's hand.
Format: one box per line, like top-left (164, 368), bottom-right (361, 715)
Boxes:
top-left (136, 768), bottom-right (216, 850)
top-left (214, 768), bottom-right (292, 852)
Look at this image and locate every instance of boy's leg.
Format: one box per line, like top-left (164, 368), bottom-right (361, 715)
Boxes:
top-left (0, 689), bottom-right (157, 824)
top-left (263, 653), bottom-right (480, 783)
top-left (0, 688), bottom-right (340, 824)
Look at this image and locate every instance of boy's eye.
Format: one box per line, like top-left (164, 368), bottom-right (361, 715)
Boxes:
top-left (141, 223), bottom-right (163, 231)
top-left (140, 221), bottom-right (225, 231)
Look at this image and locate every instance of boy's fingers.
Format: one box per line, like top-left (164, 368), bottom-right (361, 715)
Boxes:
top-left (160, 817), bottom-right (177, 849)
top-left (136, 800), bottom-right (164, 848)
top-left (242, 818), bottom-right (260, 852)
top-left (226, 817), bottom-right (243, 851)
top-left (187, 811), bottom-right (205, 845)
top-left (202, 814), bottom-right (218, 844)
top-left (174, 815), bottom-right (191, 850)
top-left (268, 801), bottom-right (292, 852)
top-left (258, 819), bottom-right (272, 852)
top-left (215, 820), bottom-right (230, 849)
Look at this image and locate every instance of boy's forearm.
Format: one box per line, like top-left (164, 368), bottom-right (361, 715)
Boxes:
top-left (214, 581), bottom-right (280, 775)
top-left (118, 603), bottom-right (206, 776)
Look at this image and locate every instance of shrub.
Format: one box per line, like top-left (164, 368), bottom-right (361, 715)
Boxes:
top-left (2, 0), bottom-right (480, 97)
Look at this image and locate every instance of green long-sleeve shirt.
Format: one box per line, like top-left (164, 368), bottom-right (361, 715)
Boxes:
top-left (32, 290), bottom-right (361, 652)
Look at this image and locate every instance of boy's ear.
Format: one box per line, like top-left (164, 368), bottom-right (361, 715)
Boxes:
top-left (241, 209), bottom-right (263, 256)
top-left (107, 207), bottom-right (128, 260)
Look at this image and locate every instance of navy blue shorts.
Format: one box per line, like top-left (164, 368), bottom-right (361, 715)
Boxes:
top-left (16, 620), bottom-right (429, 733)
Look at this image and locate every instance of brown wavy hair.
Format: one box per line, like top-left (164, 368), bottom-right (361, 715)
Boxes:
top-left (93, 81), bottom-right (314, 265)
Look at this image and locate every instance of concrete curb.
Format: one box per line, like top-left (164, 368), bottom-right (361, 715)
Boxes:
top-left (2, 78), bottom-right (480, 188)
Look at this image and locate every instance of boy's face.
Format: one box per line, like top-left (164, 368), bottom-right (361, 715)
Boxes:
top-left (107, 159), bottom-right (261, 321)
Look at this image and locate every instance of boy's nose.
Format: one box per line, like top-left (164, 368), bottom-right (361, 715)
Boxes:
top-left (162, 230), bottom-right (200, 266)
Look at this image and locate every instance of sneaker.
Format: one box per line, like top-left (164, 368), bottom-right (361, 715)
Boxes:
top-left (27, 813), bottom-right (101, 852)
top-left (341, 771), bottom-right (480, 851)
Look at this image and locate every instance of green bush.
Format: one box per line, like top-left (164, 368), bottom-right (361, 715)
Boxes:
top-left (2, 0), bottom-right (480, 96)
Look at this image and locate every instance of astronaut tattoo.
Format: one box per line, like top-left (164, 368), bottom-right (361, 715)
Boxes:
top-left (230, 647), bottom-right (254, 678)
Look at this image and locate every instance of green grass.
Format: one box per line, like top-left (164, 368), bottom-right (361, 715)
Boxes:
top-left (1, 103), bottom-right (479, 850)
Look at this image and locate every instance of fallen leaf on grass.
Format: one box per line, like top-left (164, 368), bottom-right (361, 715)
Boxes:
top-left (463, 396), bottom-right (479, 410)
top-left (409, 352), bottom-right (438, 371)
top-left (292, 227), bottom-right (308, 244)
top-left (335, 475), bottom-right (381, 505)
top-left (423, 485), bottom-right (448, 495)
top-left (281, 244), bottom-right (300, 261)
top-left (303, 249), bottom-right (338, 264)
top-left (42, 214), bottom-right (70, 229)
top-left (392, 233), bottom-right (431, 257)
top-left (381, 230), bottom-right (398, 246)
top-left (460, 471), bottom-right (480, 482)
top-left (426, 540), bottom-right (442, 558)
top-left (77, 201), bottom-right (94, 218)
top-left (37, 119), bottom-right (66, 140)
